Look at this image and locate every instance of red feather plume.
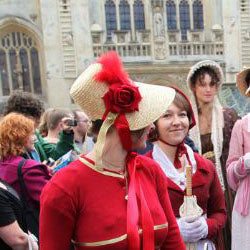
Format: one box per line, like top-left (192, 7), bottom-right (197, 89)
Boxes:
top-left (94, 51), bottom-right (131, 86)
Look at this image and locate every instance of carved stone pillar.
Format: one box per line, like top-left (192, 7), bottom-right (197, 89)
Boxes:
top-left (151, 1), bottom-right (167, 60)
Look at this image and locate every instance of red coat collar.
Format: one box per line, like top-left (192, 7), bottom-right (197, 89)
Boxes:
top-left (167, 153), bottom-right (211, 193)
top-left (145, 150), bottom-right (211, 194)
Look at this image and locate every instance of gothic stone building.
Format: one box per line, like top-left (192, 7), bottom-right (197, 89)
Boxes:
top-left (0, 0), bottom-right (250, 115)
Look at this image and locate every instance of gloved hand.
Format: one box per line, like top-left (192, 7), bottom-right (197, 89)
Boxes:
top-left (244, 152), bottom-right (250, 170)
top-left (177, 216), bottom-right (208, 243)
top-left (234, 153), bottom-right (250, 178)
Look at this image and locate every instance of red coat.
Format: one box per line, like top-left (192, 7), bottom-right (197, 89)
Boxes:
top-left (40, 154), bottom-right (185, 250)
top-left (146, 151), bottom-right (226, 240)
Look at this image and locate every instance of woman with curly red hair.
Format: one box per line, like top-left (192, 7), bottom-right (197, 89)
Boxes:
top-left (0, 113), bottom-right (35, 158)
top-left (0, 112), bottom-right (51, 238)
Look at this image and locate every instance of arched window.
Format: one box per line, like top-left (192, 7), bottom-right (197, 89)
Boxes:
top-left (179, 0), bottom-right (190, 40)
top-left (0, 49), bottom-right (9, 95)
top-left (134, 0), bottom-right (145, 30)
top-left (0, 31), bottom-right (42, 96)
top-left (193, 0), bottom-right (204, 30)
top-left (119, 0), bottom-right (131, 30)
top-left (166, 0), bottom-right (177, 30)
top-left (105, 0), bottom-right (117, 39)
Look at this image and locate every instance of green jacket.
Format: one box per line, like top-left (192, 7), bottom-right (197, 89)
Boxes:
top-left (35, 131), bottom-right (76, 162)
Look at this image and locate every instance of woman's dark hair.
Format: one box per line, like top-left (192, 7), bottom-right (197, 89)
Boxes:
top-left (172, 92), bottom-right (192, 122)
top-left (190, 66), bottom-right (220, 88)
top-left (148, 92), bottom-right (192, 142)
top-left (245, 71), bottom-right (250, 87)
top-left (4, 90), bottom-right (44, 120)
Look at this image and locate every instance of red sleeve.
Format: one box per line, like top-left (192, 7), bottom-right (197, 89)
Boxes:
top-left (40, 181), bottom-right (76, 250)
top-left (206, 164), bottom-right (227, 239)
top-left (23, 164), bottom-right (50, 207)
top-left (154, 164), bottom-right (186, 250)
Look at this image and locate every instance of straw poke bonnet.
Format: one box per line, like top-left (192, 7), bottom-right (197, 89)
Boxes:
top-left (186, 60), bottom-right (225, 189)
top-left (236, 67), bottom-right (250, 97)
top-left (70, 51), bottom-right (175, 165)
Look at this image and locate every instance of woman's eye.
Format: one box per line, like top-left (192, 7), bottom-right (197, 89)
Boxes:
top-left (180, 113), bottom-right (187, 117)
top-left (164, 113), bottom-right (171, 118)
top-left (198, 82), bottom-right (206, 87)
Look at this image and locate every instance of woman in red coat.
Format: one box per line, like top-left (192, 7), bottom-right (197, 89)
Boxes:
top-left (146, 88), bottom-right (226, 250)
top-left (39, 52), bottom-right (185, 250)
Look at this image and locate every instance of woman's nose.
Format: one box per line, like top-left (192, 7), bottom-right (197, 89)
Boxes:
top-left (205, 84), bottom-right (211, 91)
top-left (172, 115), bottom-right (181, 125)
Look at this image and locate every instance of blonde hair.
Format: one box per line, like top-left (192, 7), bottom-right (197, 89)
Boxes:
top-left (0, 113), bottom-right (34, 159)
top-left (39, 108), bottom-right (54, 137)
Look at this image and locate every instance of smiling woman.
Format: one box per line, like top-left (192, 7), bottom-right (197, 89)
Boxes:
top-left (156, 103), bottom-right (190, 147)
top-left (145, 87), bottom-right (227, 250)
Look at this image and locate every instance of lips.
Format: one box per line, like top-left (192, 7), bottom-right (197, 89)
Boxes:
top-left (169, 129), bottom-right (184, 132)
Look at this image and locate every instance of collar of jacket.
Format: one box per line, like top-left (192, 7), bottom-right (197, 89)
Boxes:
top-left (167, 153), bottom-right (210, 193)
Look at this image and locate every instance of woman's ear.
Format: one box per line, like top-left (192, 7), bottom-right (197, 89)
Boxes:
top-left (148, 123), bottom-right (158, 142)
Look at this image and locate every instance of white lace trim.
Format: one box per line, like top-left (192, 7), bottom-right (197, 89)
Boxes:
top-left (188, 93), bottom-right (225, 190)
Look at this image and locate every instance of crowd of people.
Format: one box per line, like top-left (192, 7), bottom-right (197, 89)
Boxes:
top-left (0, 50), bottom-right (249, 250)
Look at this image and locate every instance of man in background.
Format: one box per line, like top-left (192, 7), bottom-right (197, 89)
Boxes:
top-left (73, 110), bottom-right (94, 153)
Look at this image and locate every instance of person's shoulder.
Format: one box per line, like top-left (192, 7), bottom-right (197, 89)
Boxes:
top-left (194, 152), bottom-right (215, 172)
top-left (136, 154), bottom-right (157, 166)
top-left (223, 106), bottom-right (237, 114)
top-left (241, 113), bottom-right (250, 122)
top-left (232, 114), bottom-right (249, 131)
top-left (136, 154), bottom-right (163, 177)
top-left (45, 159), bottom-right (89, 197)
top-left (51, 159), bottom-right (88, 183)
top-left (223, 106), bottom-right (240, 120)
top-left (22, 158), bottom-right (47, 170)
top-left (0, 185), bottom-right (9, 199)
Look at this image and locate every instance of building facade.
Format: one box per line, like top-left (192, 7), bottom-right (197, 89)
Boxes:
top-left (0, 0), bottom-right (249, 115)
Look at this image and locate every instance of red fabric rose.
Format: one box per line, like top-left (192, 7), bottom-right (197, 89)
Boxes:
top-left (103, 84), bottom-right (142, 114)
